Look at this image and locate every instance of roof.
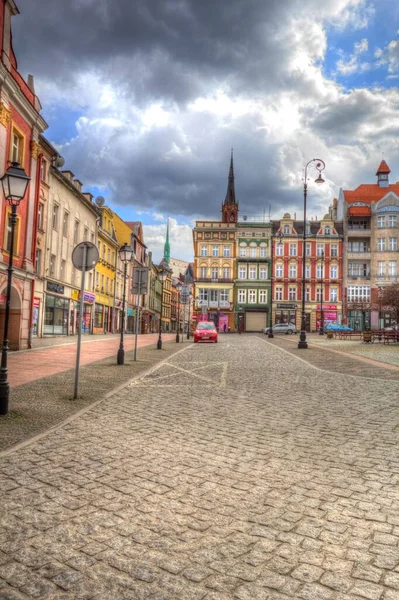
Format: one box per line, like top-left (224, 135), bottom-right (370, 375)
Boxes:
top-left (376, 160), bottom-right (391, 175)
top-left (343, 184), bottom-right (399, 204)
top-left (348, 206), bottom-right (371, 216)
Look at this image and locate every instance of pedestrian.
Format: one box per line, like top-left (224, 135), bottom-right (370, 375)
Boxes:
top-left (223, 323), bottom-right (227, 334)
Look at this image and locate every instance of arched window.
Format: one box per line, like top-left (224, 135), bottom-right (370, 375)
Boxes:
top-left (284, 225), bottom-right (290, 234)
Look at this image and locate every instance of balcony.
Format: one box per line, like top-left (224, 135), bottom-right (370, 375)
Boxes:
top-left (196, 278), bottom-right (234, 283)
top-left (347, 227), bottom-right (371, 236)
top-left (347, 251), bottom-right (371, 260)
top-left (376, 275), bottom-right (398, 283)
top-left (347, 274), bottom-right (371, 281)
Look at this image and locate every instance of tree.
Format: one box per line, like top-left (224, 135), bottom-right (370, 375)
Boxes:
top-left (381, 284), bottom-right (399, 324)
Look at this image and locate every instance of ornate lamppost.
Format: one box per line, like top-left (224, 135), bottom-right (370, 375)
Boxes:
top-left (176, 281), bottom-right (182, 343)
top-left (187, 290), bottom-right (193, 339)
top-left (117, 244), bottom-right (134, 365)
top-left (298, 159), bottom-right (326, 349)
top-left (319, 250), bottom-right (325, 335)
top-left (0, 162), bottom-right (31, 415)
top-left (268, 232), bottom-right (283, 338)
top-left (157, 259), bottom-right (171, 350)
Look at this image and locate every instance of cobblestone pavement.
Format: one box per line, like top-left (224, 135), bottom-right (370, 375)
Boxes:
top-left (2, 336), bottom-right (399, 599)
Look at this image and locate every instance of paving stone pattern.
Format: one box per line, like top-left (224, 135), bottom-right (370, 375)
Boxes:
top-left (2, 336), bottom-right (399, 599)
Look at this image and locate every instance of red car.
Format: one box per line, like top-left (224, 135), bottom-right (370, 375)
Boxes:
top-left (193, 322), bottom-right (218, 343)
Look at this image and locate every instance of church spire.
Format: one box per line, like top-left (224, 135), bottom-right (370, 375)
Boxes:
top-left (163, 218), bottom-right (171, 263)
top-left (222, 149), bottom-right (239, 223)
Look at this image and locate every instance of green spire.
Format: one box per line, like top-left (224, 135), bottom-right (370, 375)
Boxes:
top-left (164, 218), bottom-right (171, 264)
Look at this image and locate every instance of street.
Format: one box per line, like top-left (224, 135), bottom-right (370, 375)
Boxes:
top-left (2, 335), bottom-right (399, 599)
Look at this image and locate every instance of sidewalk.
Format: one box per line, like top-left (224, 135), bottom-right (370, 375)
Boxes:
top-left (11, 332), bottom-right (176, 387)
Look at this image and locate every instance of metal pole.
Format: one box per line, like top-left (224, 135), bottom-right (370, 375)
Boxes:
top-left (319, 251), bottom-right (324, 335)
top-left (157, 278), bottom-right (164, 349)
top-left (187, 295), bottom-right (191, 339)
top-left (268, 233), bottom-right (275, 338)
top-left (134, 269), bottom-right (141, 361)
top-left (74, 243), bottom-right (87, 399)
top-left (176, 290), bottom-right (180, 343)
top-left (0, 205), bottom-right (17, 415)
top-left (117, 260), bottom-right (127, 365)
top-left (298, 179), bottom-right (308, 349)
top-left (182, 299), bottom-right (186, 343)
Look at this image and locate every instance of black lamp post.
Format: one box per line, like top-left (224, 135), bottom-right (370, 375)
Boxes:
top-left (187, 291), bottom-right (193, 339)
top-left (117, 243), bottom-right (134, 365)
top-left (378, 286), bottom-right (383, 330)
top-left (176, 282), bottom-right (182, 343)
top-left (298, 158), bottom-right (326, 349)
top-left (157, 259), bottom-right (170, 350)
top-left (319, 250), bottom-right (324, 335)
top-left (0, 162), bottom-right (31, 415)
top-left (268, 233), bottom-right (283, 338)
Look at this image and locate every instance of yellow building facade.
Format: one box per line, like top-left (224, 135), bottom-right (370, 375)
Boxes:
top-left (94, 205), bottom-right (119, 333)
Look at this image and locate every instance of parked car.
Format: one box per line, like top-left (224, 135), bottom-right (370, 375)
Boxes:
top-left (263, 323), bottom-right (296, 335)
top-left (194, 322), bottom-right (218, 343)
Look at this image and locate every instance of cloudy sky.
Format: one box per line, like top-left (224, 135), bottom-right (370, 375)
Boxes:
top-left (12, 0), bottom-right (399, 261)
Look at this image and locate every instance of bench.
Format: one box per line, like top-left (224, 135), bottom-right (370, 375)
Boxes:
top-left (383, 332), bottom-right (399, 344)
top-left (335, 331), bottom-right (362, 340)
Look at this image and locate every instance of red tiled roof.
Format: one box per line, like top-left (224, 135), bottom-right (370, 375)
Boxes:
top-left (376, 160), bottom-right (391, 175)
top-left (344, 184), bottom-right (399, 204)
top-left (348, 206), bottom-right (371, 216)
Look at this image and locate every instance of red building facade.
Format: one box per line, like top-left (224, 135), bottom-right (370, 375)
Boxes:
top-left (0, 0), bottom-right (47, 349)
top-left (272, 210), bottom-right (344, 332)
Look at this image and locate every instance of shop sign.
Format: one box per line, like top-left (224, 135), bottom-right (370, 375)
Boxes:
top-left (115, 300), bottom-right (123, 309)
top-left (277, 303), bottom-right (297, 309)
top-left (71, 290), bottom-right (80, 301)
top-left (33, 297), bottom-right (40, 307)
top-left (82, 292), bottom-right (95, 303)
top-left (47, 281), bottom-right (65, 294)
top-left (127, 309), bottom-right (134, 316)
top-left (317, 304), bottom-right (337, 310)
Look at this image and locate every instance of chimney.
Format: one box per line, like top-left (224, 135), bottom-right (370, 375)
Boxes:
top-left (73, 179), bottom-right (83, 192)
top-left (61, 170), bottom-right (74, 181)
top-left (27, 75), bottom-right (36, 94)
top-left (83, 192), bottom-right (93, 203)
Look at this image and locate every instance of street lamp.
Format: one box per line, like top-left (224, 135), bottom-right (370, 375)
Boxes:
top-left (298, 158), bottom-right (325, 349)
top-left (268, 232), bottom-right (283, 339)
top-left (157, 259), bottom-right (171, 350)
top-left (319, 250), bottom-right (324, 335)
top-left (187, 290), bottom-right (193, 339)
top-left (0, 162), bottom-right (31, 415)
top-left (117, 243), bottom-right (134, 365)
top-left (176, 282), bottom-right (182, 343)
top-left (378, 286), bottom-right (383, 330)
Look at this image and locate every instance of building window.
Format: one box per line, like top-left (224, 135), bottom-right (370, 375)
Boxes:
top-left (212, 246), bottom-right (218, 257)
top-left (316, 287), bottom-right (322, 302)
top-left (289, 264), bottom-right (297, 278)
top-left (389, 237), bottom-right (397, 251)
top-left (348, 241), bottom-right (368, 253)
top-left (211, 267), bottom-right (218, 279)
top-left (248, 290), bottom-right (256, 303)
top-left (389, 261), bottom-right (397, 277)
top-left (239, 246), bottom-right (246, 257)
top-left (50, 254), bottom-right (56, 277)
top-left (289, 244), bottom-right (297, 256)
top-left (260, 246), bottom-right (267, 258)
top-left (378, 238), bottom-right (386, 251)
top-left (63, 211), bottom-right (69, 237)
top-left (40, 159), bottom-right (47, 182)
top-left (389, 215), bottom-right (397, 228)
top-left (276, 243), bottom-right (283, 256)
top-left (35, 248), bottom-right (42, 275)
top-left (52, 204), bottom-right (59, 230)
top-left (305, 264), bottom-right (311, 279)
top-left (60, 259), bottom-right (66, 280)
top-left (259, 267), bottom-right (267, 279)
top-left (377, 216), bottom-right (386, 228)
top-left (331, 244), bottom-right (338, 257)
top-left (305, 243), bottom-right (311, 257)
top-left (222, 267), bottom-right (230, 279)
top-left (38, 203), bottom-right (44, 231)
top-left (101, 274), bottom-right (104, 292)
top-left (84, 227), bottom-right (88, 240)
top-left (223, 246), bottom-right (230, 257)
top-left (284, 225), bottom-right (290, 234)
top-left (348, 286), bottom-right (370, 302)
top-left (378, 261), bottom-right (385, 276)
top-left (239, 267), bottom-right (246, 279)
top-left (317, 244), bottom-right (324, 256)
top-left (330, 288), bottom-right (338, 302)
top-left (330, 265), bottom-right (338, 279)
top-left (201, 246), bottom-right (207, 257)
top-left (259, 290), bottom-right (267, 304)
top-left (73, 220), bottom-right (79, 244)
top-left (102, 244), bottom-right (106, 259)
top-left (275, 287), bottom-right (283, 300)
top-left (276, 264), bottom-right (283, 277)
top-left (288, 287), bottom-right (296, 301)
top-left (238, 289), bottom-right (246, 303)
top-left (200, 267), bottom-right (207, 278)
top-left (11, 128), bottom-right (23, 164)
top-left (250, 247), bottom-right (256, 258)
top-left (305, 287), bottom-right (310, 301)
top-left (199, 288), bottom-right (208, 301)
top-left (249, 266), bottom-right (256, 279)
top-left (107, 248), bottom-right (111, 263)
top-left (220, 289), bottom-right (228, 302)
top-left (316, 264), bottom-right (323, 278)
top-left (324, 226), bottom-right (331, 235)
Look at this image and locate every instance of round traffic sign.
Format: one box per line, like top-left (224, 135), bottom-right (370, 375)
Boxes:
top-left (72, 242), bottom-right (99, 272)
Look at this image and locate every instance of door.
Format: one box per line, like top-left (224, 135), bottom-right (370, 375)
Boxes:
top-left (245, 312), bottom-right (267, 332)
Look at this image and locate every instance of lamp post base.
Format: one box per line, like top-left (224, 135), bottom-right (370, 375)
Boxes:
top-left (268, 332), bottom-right (274, 338)
top-left (157, 338), bottom-right (162, 350)
top-left (298, 331), bottom-right (308, 349)
top-left (117, 348), bottom-right (125, 365)
top-left (175, 333), bottom-right (179, 343)
top-left (0, 380), bottom-right (10, 415)
top-left (319, 329), bottom-right (324, 336)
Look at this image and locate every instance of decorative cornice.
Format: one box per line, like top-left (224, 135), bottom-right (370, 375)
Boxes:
top-left (0, 102), bottom-right (11, 128)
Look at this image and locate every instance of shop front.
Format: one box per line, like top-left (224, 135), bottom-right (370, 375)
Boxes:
top-left (32, 297), bottom-right (40, 336)
top-left (316, 303), bottom-right (340, 331)
top-left (71, 290), bottom-right (95, 334)
top-left (44, 282), bottom-right (69, 335)
top-left (274, 303), bottom-right (298, 328)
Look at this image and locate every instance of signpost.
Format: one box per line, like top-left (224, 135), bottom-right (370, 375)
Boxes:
top-left (71, 242), bottom-right (99, 399)
top-left (132, 267), bottom-right (149, 360)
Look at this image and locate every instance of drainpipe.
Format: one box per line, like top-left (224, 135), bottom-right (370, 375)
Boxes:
top-left (28, 152), bottom-right (43, 348)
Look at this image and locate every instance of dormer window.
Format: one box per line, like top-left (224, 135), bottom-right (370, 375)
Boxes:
top-left (325, 226), bottom-right (331, 235)
top-left (284, 225), bottom-right (290, 234)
